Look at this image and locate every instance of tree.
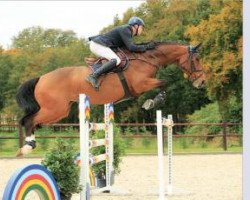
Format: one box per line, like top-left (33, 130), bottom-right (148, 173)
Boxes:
top-left (185, 0), bottom-right (242, 121)
top-left (0, 54), bottom-right (13, 110)
top-left (12, 26), bottom-right (79, 53)
top-left (0, 45), bottom-right (3, 53)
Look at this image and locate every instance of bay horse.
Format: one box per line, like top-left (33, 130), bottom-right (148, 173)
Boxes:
top-left (16, 42), bottom-right (205, 156)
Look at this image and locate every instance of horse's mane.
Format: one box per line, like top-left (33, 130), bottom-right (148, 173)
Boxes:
top-left (140, 40), bottom-right (189, 46)
top-left (118, 40), bottom-right (189, 58)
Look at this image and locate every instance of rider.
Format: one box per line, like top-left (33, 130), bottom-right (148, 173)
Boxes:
top-left (86, 16), bottom-right (156, 90)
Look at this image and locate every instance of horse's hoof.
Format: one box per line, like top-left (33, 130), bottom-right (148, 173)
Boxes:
top-left (16, 144), bottom-right (33, 157)
top-left (16, 148), bottom-right (24, 157)
top-left (142, 99), bottom-right (155, 110)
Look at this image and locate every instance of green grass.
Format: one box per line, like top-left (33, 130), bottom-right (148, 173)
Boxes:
top-left (0, 129), bottom-right (80, 157)
top-left (0, 131), bottom-right (242, 157)
top-left (123, 138), bottom-right (242, 154)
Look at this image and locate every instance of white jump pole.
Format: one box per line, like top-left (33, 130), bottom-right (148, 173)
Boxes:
top-left (157, 112), bottom-right (174, 199)
top-left (79, 94), bottom-right (90, 200)
top-left (105, 103), bottom-right (114, 192)
top-left (167, 115), bottom-right (173, 195)
top-left (157, 110), bottom-right (165, 200)
top-left (79, 94), bottom-right (114, 199)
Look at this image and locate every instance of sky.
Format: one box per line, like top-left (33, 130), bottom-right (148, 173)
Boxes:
top-left (0, 1), bottom-right (144, 49)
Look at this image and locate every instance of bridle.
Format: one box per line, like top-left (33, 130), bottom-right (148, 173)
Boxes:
top-left (178, 46), bottom-right (204, 82)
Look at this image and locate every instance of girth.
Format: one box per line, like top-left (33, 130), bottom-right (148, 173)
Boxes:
top-left (115, 72), bottom-right (135, 104)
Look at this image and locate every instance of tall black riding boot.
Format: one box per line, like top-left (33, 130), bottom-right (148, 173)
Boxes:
top-left (86, 59), bottom-right (117, 91)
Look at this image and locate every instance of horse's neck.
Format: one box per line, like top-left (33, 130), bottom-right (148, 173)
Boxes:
top-left (125, 45), bottom-right (187, 77)
top-left (157, 45), bottom-right (187, 66)
top-left (127, 45), bottom-right (187, 67)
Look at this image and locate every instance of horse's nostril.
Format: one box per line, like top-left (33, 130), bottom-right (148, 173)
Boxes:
top-left (200, 80), bottom-right (205, 88)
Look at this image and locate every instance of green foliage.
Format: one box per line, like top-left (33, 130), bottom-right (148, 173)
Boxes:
top-left (41, 139), bottom-right (81, 200)
top-left (227, 95), bottom-right (242, 123)
top-left (112, 126), bottom-right (126, 172)
top-left (187, 102), bottom-right (222, 123)
top-left (12, 26), bottom-right (79, 53)
top-left (185, 102), bottom-right (222, 135)
top-left (0, 54), bottom-right (12, 110)
top-left (36, 127), bottom-right (52, 150)
top-left (185, 0), bottom-right (242, 121)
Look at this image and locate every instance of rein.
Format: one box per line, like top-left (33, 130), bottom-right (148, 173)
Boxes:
top-left (119, 45), bottom-right (203, 81)
top-left (129, 57), bottom-right (161, 69)
top-left (116, 48), bottom-right (160, 69)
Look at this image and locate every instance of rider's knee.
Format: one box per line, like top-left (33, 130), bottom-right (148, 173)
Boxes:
top-left (114, 57), bottom-right (121, 66)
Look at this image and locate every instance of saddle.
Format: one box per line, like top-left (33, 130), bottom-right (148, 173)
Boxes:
top-left (85, 49), bottom-right (130, 74)
top-left (85, 49), bottom-right (134, 103)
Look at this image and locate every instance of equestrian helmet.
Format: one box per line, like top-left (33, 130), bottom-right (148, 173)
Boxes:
top-left (128, 17), bottom-right (145, 26)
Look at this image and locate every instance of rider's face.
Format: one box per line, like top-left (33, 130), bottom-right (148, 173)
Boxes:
top-left (132, 25), bottom-right (144, 36)
top-left (137, 25), bottom-right (144, 36)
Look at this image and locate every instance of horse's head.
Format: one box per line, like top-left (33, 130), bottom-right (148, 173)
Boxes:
top-left (178, 44), bottom-right (206, 88)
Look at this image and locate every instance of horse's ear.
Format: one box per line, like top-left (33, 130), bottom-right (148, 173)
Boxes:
top-left (194, 43), bottom-right (202, 51)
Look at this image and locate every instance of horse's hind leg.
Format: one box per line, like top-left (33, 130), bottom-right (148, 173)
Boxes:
top-left (16, 116), bottom-right (37, 157)
top-left (17, 101), bottom-right (72, 157)
top-left (33, 101), bottom-right (72, 125)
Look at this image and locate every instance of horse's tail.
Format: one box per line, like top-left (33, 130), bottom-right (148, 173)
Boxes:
top-left (16, 77), bottom-right (40, 126)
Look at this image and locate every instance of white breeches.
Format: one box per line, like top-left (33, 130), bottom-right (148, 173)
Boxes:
top-left (89, 41), bottom-right (121, 65)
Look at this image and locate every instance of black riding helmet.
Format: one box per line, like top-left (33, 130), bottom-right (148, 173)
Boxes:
top-left (128, 16), bottom-right (145, 27)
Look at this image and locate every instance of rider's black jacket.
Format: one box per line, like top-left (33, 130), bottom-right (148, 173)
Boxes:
top-left (89, 25), bottom-right (147, 52)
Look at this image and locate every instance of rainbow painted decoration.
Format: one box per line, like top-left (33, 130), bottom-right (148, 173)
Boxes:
top-left (107, 103), bottom-right (114, 121)
top-left (84, 95), bottom-right (90, 120)
top-left (3, 164), bottom-right (60, 200)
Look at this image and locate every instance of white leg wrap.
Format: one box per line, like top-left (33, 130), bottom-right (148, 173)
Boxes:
top-left (21, 135), bottom-right (36, 155)
top-left (25, 135), bottom-right (36, 142)
top-left (31, 134), bottom-right (35, 141)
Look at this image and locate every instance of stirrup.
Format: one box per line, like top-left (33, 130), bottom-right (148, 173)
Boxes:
top-left (85, 75), bottom-right (100, 91)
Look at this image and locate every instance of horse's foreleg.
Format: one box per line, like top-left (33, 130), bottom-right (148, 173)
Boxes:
top-left (141, 78), bottom-right (166, 92)
top-left (142, 79), bottom-right (167, 110)
top-left (157, 79), bottom-right (167, 88)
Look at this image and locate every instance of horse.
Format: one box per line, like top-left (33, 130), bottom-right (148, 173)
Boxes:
top-left (15, 42), bottom-right (205, 156)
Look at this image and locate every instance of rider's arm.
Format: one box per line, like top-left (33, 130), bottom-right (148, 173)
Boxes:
top-left (119, 27), bottom-right (147, 52)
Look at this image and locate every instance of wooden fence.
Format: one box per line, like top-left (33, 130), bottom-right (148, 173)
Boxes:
top-left (0, 122), bottom-right (242, 151)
